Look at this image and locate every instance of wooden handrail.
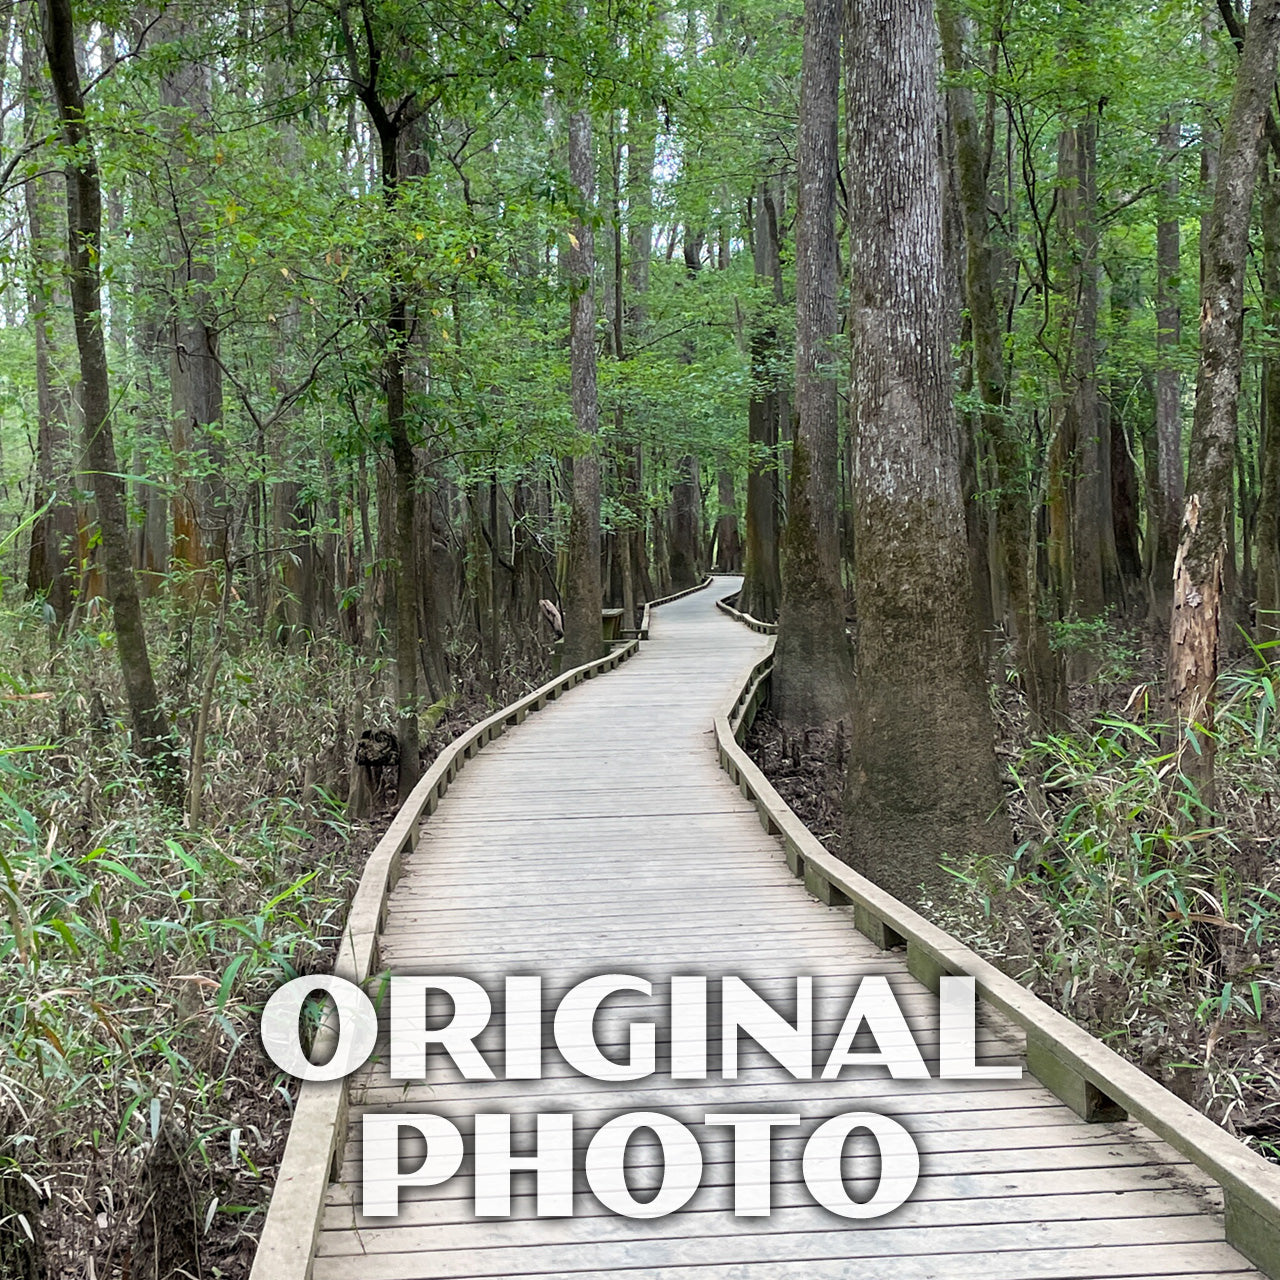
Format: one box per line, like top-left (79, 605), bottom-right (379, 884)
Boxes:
top-left (712, 641), bottom-right (1280, 1279)
top-left (714, 586), bottom-right (777, 634)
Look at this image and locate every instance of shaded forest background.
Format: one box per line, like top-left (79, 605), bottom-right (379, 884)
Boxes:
top-left (1, 0), bottom-right (1280, 1274)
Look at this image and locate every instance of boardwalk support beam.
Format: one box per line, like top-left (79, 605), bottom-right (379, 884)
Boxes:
top-left (853, 904), bottom-right (905, 952)
top-left (803, 861), bottom-right (848, 906)
top-left (1024, 1029), bottom-right (1127, 1122)
top-left (1228, 1190), bottom-right (1280, 1279)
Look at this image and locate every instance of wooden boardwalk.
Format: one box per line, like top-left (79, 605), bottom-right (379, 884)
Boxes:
top-left (314, 580), bottom-right (1262, 1280)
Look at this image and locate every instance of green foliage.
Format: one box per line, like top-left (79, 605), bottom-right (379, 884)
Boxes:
top-left (936, 657), bottom-right (1280, 1155)
top-left (0, 609), bottom-right (376, 1261)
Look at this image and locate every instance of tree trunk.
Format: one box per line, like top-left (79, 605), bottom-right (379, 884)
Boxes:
top-left (938, 0), bottom-right (1064, 728)
top-left (668, 222), bottom-right (705, 592)
top-left (1169, 0), bottom-right (1280, 805)
top-left (133, 312), bottom-right (169, 596)
top-left (1108, 269), bottom-right (1145, 605)
top-left (624, 120), bottom-right (655, 612)
top-left (774, 0), bottom-right (852, 730)
top-left (338, 4), bottom-right (438, 799)
top-left (159, 11), bottom-right (227, 602)
top-left (844, 0), bottom-right (1011, 906)
top-left (21, 30), bottom-right (77, 629)
top-left (650, 495), bottom-right (671, 596)
top-left (561, 106), bottom-right (603, 668)
top-left (739, 182), bottom-right (783, 621)
top-left (1058, 109), bottom-right (1120, 629)
top-left (668, 454), bottom-right (703, 590)
top-left (1150, 114), bottom-right (1184, 618)
top-left (387, 302), bottom-right (421, 800)
top-left (713, 468), bottom-right (742, 571)
top-left (1111, 412), bottom-right (1144, 598)
top-left (1258, 156), bottom-right (1280, 653)
top-left (40, 0), bottom-right (179, 795)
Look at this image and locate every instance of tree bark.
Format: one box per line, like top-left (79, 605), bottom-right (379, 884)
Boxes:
top-left (668, 225), bottom-right (705, 591)
top-left (623, 118), bottom-right (655, 613)
top-left (1058, 109), bottom-right (1121, 628)
top-left (844, 0), bottom-right (1011, 905)
top-left (387, 292), bottom-right (421, 800)
top-left (1150, 114), bottom-right (1184, 617)
top-left (339, 1), bottom-right (423, 799)
top-left (561, 106), bottom-right (604, 668)
top-left (40, 0), bottom-right (179, 795)
top-left (1258, 156), bottom-right (1280, 654)
top-left (1108, 268), bottom-right (1145, 603)
top-left (774, 0), bottom-right (853, 730)
top-left (1169, 0), bottom-right (1280, 805)
top-left (713, 468), bottom-right (742, 571)
top-left (668, 454), bottom-right (703, 590)
top-left (739, 182), bottom-right (784, 621)
top-left (159, 12), bottom-right (227, 604)
top-left (265, 89), bottom-right (314, 645)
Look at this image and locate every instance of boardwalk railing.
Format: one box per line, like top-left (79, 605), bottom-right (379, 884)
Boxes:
top-left (252, 578), bottom-right (712, 1279)
top-left (713, 618), bottom-right (1280, 1279)
top-left (715, 585), bottom-right (778, 634)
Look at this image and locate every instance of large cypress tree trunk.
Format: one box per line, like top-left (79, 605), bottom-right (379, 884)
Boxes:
top-left (1108, 271), bottom-right (1146, 605)
top-left (843, 0), bottom-right (1011, 905)
top-left (713, 468), bottom-right (742, 571)
top-left (774, 0), bottom-right (852, 730)
top-left (938, 0), bottom-right (1064, 729)
top-left (40, 0), bottom-right (179, 794)
top-left (339, 7), bottom-right (423, 800)
top-left (561, 105), bottom-right (604, 668)
top-left (624, 119), bottom-right (655, 611)
top-left (1169, 0), bottom-right (1280, 805)
top-left (669, 235), bottom-right (705, 591)
top-left (265, 78), bottom-right (314, 645)
top-left (739, 182), bottom-right (783, 621)
top-left (1058, 110), bottom-right (1121, 628)
top-left (387, 282), bottom-right (421, 800)
top-left (668, 454), bottom-right (704, 590)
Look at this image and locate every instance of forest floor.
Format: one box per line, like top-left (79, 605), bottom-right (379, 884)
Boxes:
top-left (745, 627), bottom-right (1280, 1165)
top-left (0, 610), bottom-right (551, 1280)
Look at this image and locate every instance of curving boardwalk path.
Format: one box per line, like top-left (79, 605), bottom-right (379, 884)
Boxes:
top-left (315, 580), bottom-right (1261, 1280)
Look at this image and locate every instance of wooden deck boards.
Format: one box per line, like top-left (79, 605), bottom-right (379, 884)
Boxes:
top-left (317, 579), bottom-right (1259, 1279)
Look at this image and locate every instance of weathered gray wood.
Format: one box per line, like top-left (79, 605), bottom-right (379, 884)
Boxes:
top-left (325, 1157), bottom-right (1204, 1219)
top-left (310, 1238), bottom-right (1251, 1280)
top-left (315, 1214), bottom-right (1228, 1270)
top-left (277, 577), bottom-right (1263, 1280)
top-left (312, 1256), bottom-right (1258, 1280)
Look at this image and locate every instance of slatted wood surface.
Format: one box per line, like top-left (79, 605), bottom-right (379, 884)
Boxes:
top-left (314, 580), bottom-right (1261, 1279)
